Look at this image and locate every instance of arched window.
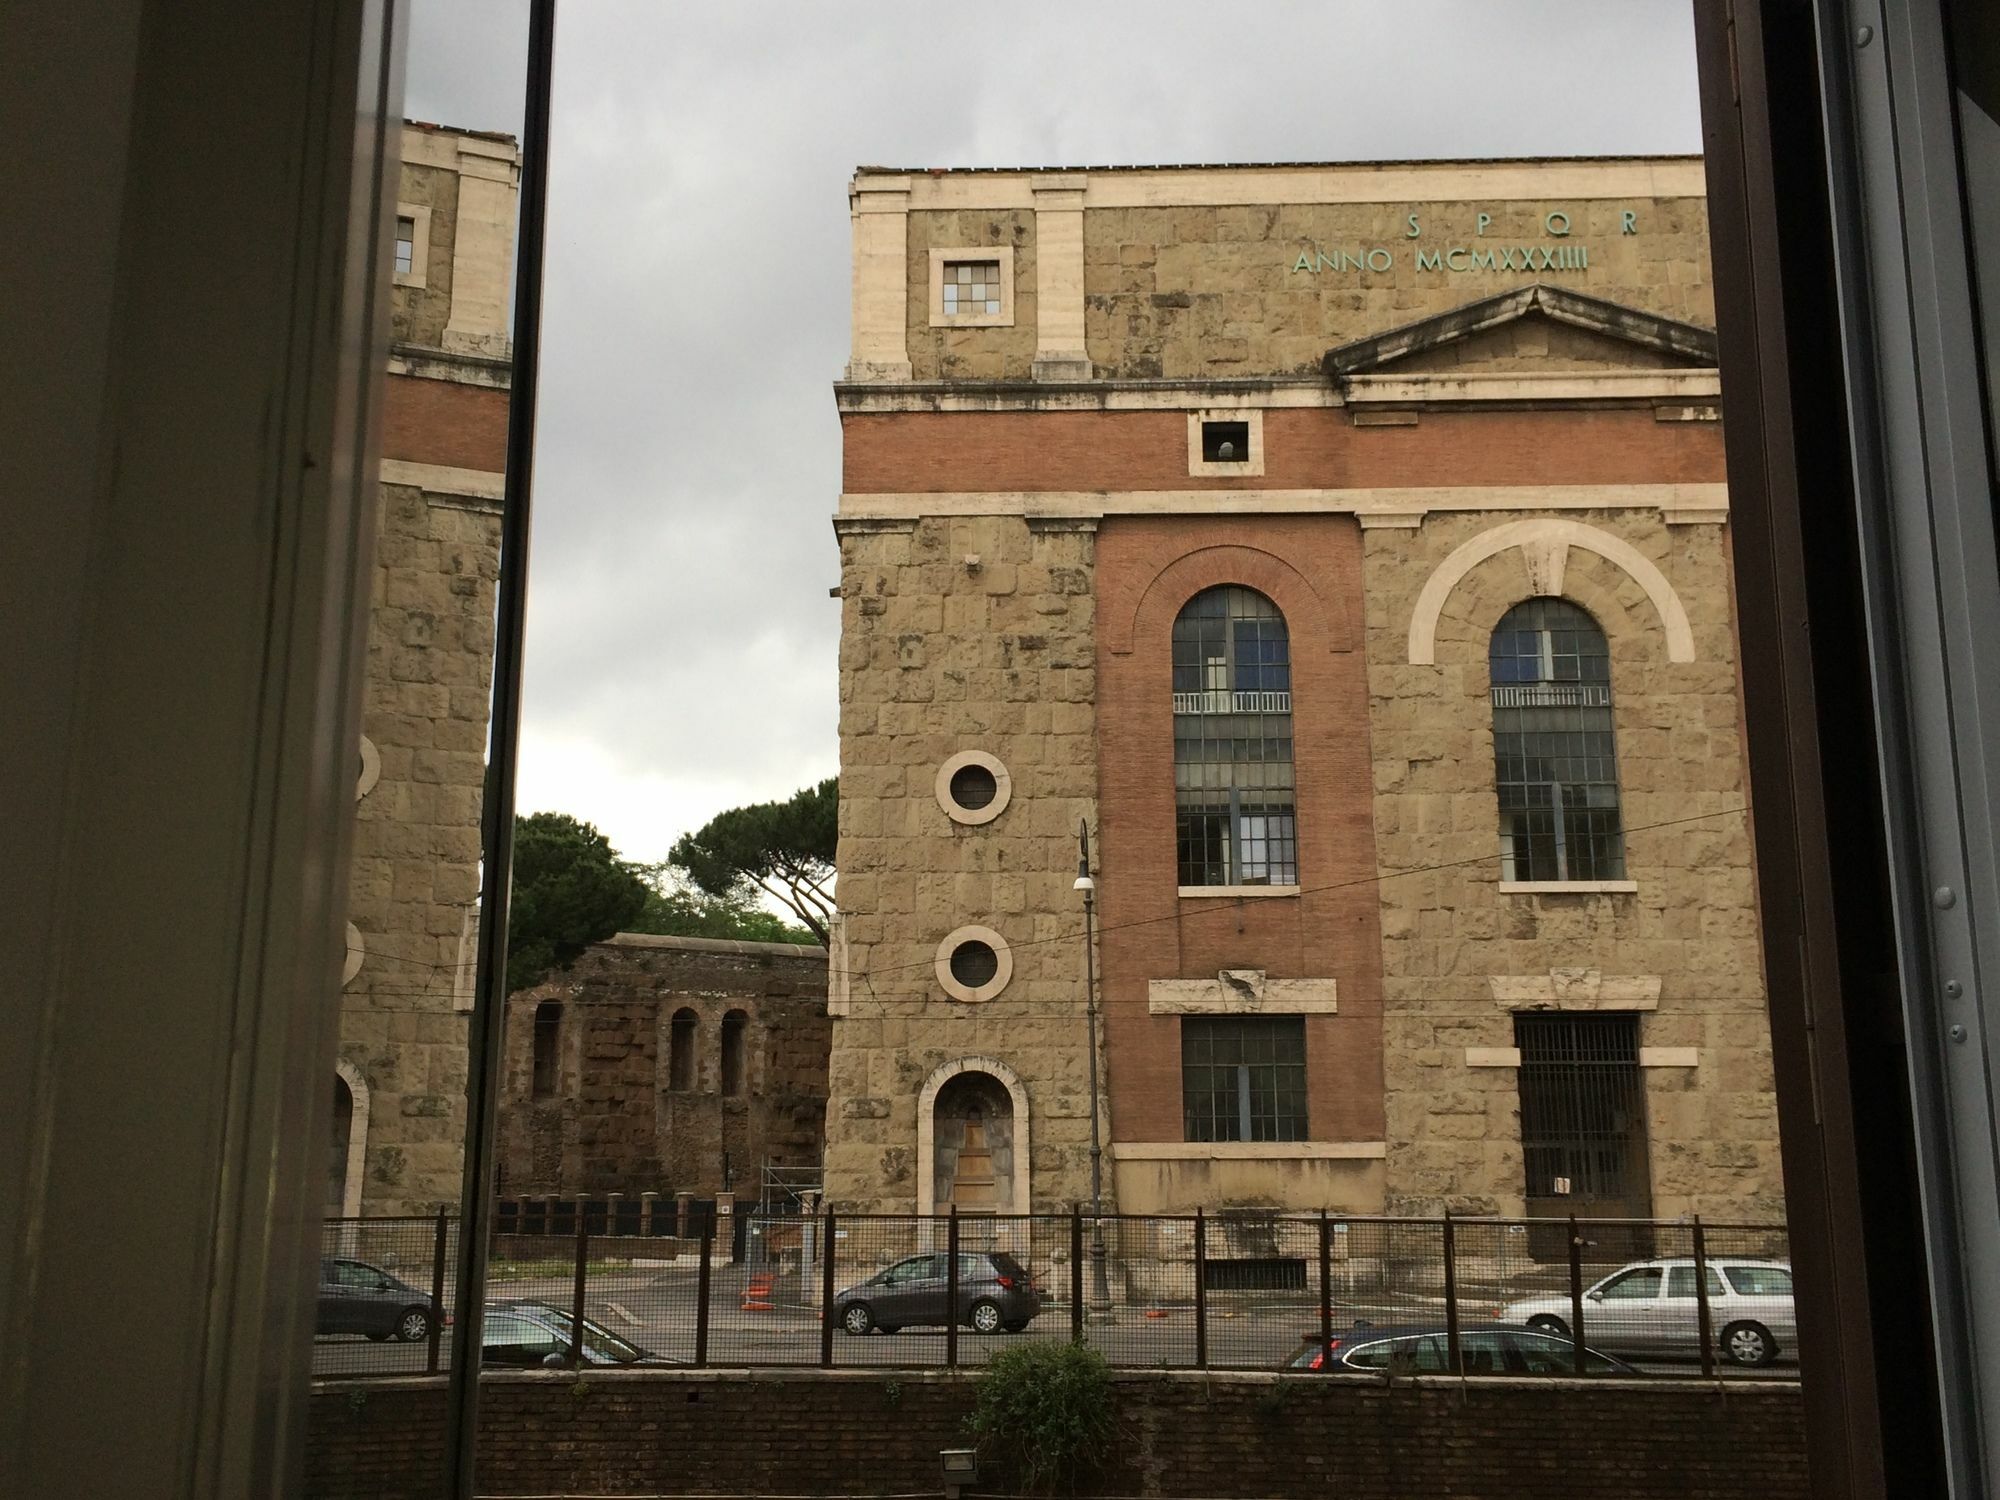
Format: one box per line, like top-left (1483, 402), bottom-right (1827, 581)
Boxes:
top-left (720, 1010), bottom-right (748, 1097)
top-left (531, 1002), bottom-right (561, 1099)
top-left (1489, 598), bottom-right (1624, 881)
top-left (669, 1008), bottom-right (698, 1092)
top-left (1172, 585), bottom-right (1296, 887)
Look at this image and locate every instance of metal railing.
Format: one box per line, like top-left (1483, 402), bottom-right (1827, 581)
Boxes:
top-left (311, 1208), bottom-right (1792, 1381)
top-left (1171, 689), bottom-right (1292, 715)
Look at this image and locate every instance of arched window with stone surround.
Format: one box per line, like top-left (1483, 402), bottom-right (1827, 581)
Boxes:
top-left (1489, 598), bottom-right (1625, 881)
top-left (720, 1009), bottom-right (748, 1096)
top-left (669, 1007), bottom-right (698, 1092)
top-left (1172, 585), bottom-right (1296, 887)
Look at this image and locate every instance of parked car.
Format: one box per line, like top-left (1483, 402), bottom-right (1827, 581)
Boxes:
top-left (481, 1299), bottom-right (677, 1368)
top-left (1282, 1323), bottom-right (1636, 1376)
top-left (315, 1257), bottom-right (442, 1343)
top-left (831, 1250), bottom-right (1042, 1335)
top-left (1497, 1257), bottom-right (1796, 1367)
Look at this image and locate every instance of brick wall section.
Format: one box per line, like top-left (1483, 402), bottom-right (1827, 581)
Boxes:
top-left (1364, 510), bottom-right (1779, 1219)
top-left (841, 406), bottom-right (1728, 495)
top-left (827, 515), bottom-right (1100, 1212)
top-left (1094, 515), bottom-right (1387, 1208)
top-left (496, 935), bottom-right (830, 1200)
top-left (304, 1369), bottom-right (1806, 1500)
top-left (1076, 198), bottom-right (1714, 380)
top-left (381, 373), bottom-right (511, 472)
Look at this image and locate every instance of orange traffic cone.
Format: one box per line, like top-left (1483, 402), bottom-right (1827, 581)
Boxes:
top-left (741, 1273), bottom-right (774, 1312)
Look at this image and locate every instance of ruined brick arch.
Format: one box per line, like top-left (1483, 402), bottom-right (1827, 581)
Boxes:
top-left (915, 1055), bottom-right (1030, 1218)
top-left (333, 1059), bottom-right (370, 1219)
top-left (1406, 517), bottom-right (1696, 666)
top-left (1106, 543), bottom-right (1355, 656)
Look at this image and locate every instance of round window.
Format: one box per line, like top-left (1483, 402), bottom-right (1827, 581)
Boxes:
top-left (935, 750), bottom-right (1011, 825)
top-left (948, 763), bottom-right (998, 811)
top-left (948, 939), bottom-right (999, 988)
top-left (934, 924), bottom-right (1013, 1002)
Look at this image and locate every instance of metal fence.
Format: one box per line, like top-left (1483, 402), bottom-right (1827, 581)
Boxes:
top-left (312, 1208), bottom-right (1793, 1381)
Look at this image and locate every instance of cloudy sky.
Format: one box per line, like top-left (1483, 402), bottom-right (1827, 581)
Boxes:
top-left (406, 1), bottom-right (1703, 869)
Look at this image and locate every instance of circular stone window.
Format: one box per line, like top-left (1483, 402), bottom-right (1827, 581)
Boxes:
top-left (935, 924), bottom-right (1013, 1003)
top-left (935, 750), bottom-right (1012, 826)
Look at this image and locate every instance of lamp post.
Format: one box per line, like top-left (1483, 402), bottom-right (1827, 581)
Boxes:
top-left (1075, 820), bottom-right (1112, 1315)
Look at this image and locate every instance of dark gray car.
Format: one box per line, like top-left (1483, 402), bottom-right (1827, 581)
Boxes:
top-left (315, 1257), bottom-right (439, 1343)
top-left (833, 1250), bottom-right (1041, 1335)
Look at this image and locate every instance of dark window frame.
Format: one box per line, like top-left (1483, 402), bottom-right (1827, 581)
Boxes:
top-left (1181, 1015), bottom-right (1308, 1142)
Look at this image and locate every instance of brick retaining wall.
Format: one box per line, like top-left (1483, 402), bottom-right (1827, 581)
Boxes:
top-left (305, 1367), bottom-right (1806, 1498)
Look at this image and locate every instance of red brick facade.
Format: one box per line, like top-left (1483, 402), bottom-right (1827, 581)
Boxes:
top-left (381, 372), bottom-right (510, 472)
top-left (1095, 516), bottom-right (1387, 1145)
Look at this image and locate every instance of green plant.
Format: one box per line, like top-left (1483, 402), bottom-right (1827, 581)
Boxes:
top-left (882, 1378), bottom-right (903, 1408)
top-left (346, 1388), bottom-right (369, 1416)
top-left (968, 1340), bottom-right (1113, 1494)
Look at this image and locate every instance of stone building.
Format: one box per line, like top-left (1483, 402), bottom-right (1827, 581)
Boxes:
top-left (496, 934), bottom-right (831, 1204)
top-left (825, 157), bottom-right (1783, 1225)
top-left (330, 121), bottom-right (519, 1218)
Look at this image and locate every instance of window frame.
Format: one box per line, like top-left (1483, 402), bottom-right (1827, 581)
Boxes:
top-left (1489, 597), bottom-right (1627, 884)
top-left (391, 202), bottom-right (431, 290)
top-left (1180, 1015), bottom-right (1309, 1143)
top-left (927, 246), bottom-right (1015, 328)
top-left (1173, 585), bottom-right (1298, 891)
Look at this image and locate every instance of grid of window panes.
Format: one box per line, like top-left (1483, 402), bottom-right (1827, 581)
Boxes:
top-left (1489, 598), bottom-right (1624, 881)
top-left (394, 215), bottom-right (415, 275)
top-left (942, 259), bottom-right (1002, 316)
top-left (1172, 586), bottom-right (1296, 886)
top-left (1182, 1017), bottom-right (1308, 1142)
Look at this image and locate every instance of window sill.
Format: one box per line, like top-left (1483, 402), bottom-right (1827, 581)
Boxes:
top-left (1111, 1141), bottom-right (1387, 1162)
top-left (1498, 880), bottom-right (1638, 895)
top-left (1178, 885), bottom-right (1301, 899)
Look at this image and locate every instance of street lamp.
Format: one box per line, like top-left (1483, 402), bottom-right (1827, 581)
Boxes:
top-left (1075, 820), bottom-right (1112, 1316)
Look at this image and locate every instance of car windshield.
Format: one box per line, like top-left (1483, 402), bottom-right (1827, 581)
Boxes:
top-left (523, 1308), bottom-right (646, 1363)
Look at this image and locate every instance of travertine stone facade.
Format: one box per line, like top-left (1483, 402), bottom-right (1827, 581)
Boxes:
top-left (906, 209), bottom-right (1038, 380)
top-left (331, 122), bottom-right (518, 1218)
top-left (829, 514), bottom-right (1100, 1211)
top-left (828, 157), bottom-right (1782, 1227)
top-left (1365, 512), bottom-right (1776, 1219)
top-left (497, 934), bottom-right (830, 1200)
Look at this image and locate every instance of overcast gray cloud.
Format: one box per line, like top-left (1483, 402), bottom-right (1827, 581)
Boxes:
top-left (405, 0), bottom-right (1703, 866)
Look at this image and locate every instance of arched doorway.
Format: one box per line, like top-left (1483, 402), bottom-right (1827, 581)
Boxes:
top-left (934, 1072), bottom-right (1015, 1214)
top-left (328, 1077), bottom-right (353, 1216)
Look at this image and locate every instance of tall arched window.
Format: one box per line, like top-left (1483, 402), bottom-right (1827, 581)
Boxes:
top-left (720, 1010), bottom-right (748, 1096)
top-left (1172, 585), bottom-right (1296, 887)
top-left (531, 1002), bottom-right (561, 1099)
top-left (1489, 598), bottom-right (1625, 881)
top-left (669, 1008), bottom-right (698, 1092)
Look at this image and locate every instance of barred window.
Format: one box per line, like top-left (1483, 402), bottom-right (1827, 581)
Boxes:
top-left (1182, 1017), bottom-right (1308, 1142)
top-left (1489, 598), bottom-right (1625, 881)
top-left (1172, 586), bottom-right (1297, 887)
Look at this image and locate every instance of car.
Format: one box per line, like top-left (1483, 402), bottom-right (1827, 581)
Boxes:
top-left (315, 1257), bottom-right (442, 1344)
top-left (1282, 1323), bottom-right (1637, 1377)
top-left (481, 1299), bottom-right (678, 1368)
top-left (1497, 1257), bottom-right (1796, 1367)
top-left (831, 1250), bottom-right (1042, 1336)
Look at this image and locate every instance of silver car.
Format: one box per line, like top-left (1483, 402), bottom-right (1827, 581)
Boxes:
top-left (1498, 1257), bottom-right (1795, 1367)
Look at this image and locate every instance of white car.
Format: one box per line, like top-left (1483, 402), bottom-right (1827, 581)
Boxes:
top-left (1498, 1257), bottom-right (1795, 1367)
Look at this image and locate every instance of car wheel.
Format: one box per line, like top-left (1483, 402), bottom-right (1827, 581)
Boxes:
top-left (1722, 1320), bottom-right (1776, 1368)
top-left (841, 1303), bottom-right (874, 1336)
top-left (1002, 1319), bottom-right (1029, 1334)
top-left (1528, 1315), bottom-right (1570, 1341)
top-left (395, 1307), bottom-right (431, 1344)
top-left (968, 1299), bottom-right (1003, 1335)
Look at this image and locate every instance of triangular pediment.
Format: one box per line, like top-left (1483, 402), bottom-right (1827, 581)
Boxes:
top-left (1323, 284), bottom-right (1718, 379)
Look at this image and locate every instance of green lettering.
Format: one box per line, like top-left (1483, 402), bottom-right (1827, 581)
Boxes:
top-left (1406, 213), bottom-right (1421, 239)
top-left (1472, 248), bottom-right (1497, 270)
top-left (1621, 211), bottom-right (1638, 234)
top-left (1416, 248), bottom-right (1443, 271)
top-left (1446, 247), bottom-right (1470, 271)
top-left (1292, 251), bottom-right (1313, 273)
top-left (1366, 248), bottom-right (1393, 272)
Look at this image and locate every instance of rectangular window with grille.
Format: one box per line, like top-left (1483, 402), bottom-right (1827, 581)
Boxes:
top-left (1514, 1011), bottom-right (1652, 1219)
top-left (941, 258), bottom-right (1002, 317)
top-left (1182, 1016), bottom-right (1308, 1142)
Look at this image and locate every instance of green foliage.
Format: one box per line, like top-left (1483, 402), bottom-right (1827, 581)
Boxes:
top-left (506, 812), bottom-right (650, 993)
top-left (668, 778), bottom-right (837, 946)
top-left (968, 1339), bottom-right (1114, 1494)
top-left (626, 863), bottom-right (817, 946)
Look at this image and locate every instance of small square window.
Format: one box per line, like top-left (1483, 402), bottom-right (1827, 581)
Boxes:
top-left (1201, 420), bottom-right (1250, 463)
top-left (928, 247), bottom-right (1014, 328)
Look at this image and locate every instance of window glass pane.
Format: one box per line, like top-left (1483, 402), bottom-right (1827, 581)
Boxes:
top-left (1724, 1265), bottom-right (1792, 1296)
top-left (1598, 1267), bottom-right (1662, 1298)
top-left (1181, 1016), bottom-right (1306, 1141)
